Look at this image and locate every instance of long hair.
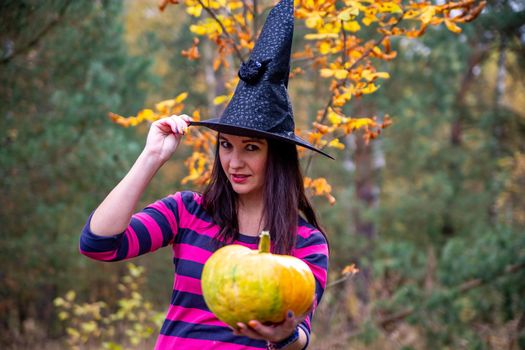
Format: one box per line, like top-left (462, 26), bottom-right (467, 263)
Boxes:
top-left (201, 136), bottom-right (326, 255)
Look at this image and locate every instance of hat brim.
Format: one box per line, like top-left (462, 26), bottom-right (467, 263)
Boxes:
top-left (189, 119), bottom-right (334, 160)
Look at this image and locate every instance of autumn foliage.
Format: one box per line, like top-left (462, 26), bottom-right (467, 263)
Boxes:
top-left (111, 0), bottom-right (485, 203)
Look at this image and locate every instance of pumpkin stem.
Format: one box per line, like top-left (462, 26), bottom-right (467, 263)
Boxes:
top-left (258, 231), bottom-right (271, 253)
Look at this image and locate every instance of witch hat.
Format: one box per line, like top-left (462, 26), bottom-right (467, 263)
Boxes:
top-left (190, 0), bottom-right (333, 159)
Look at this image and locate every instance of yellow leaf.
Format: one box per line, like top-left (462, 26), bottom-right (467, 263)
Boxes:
top-left (305, 15), bottom-right (323, 29)
top-left (361, 69), bottom-right (390, 82)
top-left (65, 291), bottom-right (76, 302)
top-left (304, 33), bottom-right (339, 40)
top-left (186, 5), bottom-right (202, 17)
top-left (328, 138), bottom-right (345, 150)
top-left (320, 68), bottom-right (334, 78)
top-left (175, 92), bottom-right (189, 104)
top-left (378, 2), bottom-right (402, 14)
top-left (190, 24), bottom-right (207, 36)
top-left (227, 1), bottom-right (244, 11)
top-left (338, 7), bottom-right (359, 21)
top-left (213, 95), bottom-right (230, 105)
top-left (342, 263), bottom-right (359, 276)
top-left (319, 41), bottom-right (333, 55)
top-left (361, 83), bottom-right (379, 94)
top-left (327, 108), bottom-right (343, 126)
top-left (350, 118), bottom-right (375, 130)
top-left (136, 109), bottom-right (156, 122)
top-left (445, 19), bottom-right (462, 33)
top-left (192, 109), bottom-right (201, 121)
top-left (155, 99), bottom-right (175, 113)
top-left (404, 9), bottom-right (420, 19)
top-left (420, 6), bottom-right (436, 24)
top-left (334, 69), bottom-right (348, 80)
top-left (343, 20), bottom-right (361, 32)
top-left (363, 7), bottom-right (378, 26)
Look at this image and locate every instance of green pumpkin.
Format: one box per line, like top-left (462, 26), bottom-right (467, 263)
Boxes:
top-left (201, 231), bottom-right (315, 328)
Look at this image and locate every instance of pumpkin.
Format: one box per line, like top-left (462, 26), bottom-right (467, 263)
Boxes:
top-left (201, 231), bottom-right (315, 328)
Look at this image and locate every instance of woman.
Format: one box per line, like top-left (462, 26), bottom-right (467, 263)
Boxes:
top-left (80, 1), bottom-right (331, 348)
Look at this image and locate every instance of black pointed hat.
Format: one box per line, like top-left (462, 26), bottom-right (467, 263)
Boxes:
top-left (190, 0), bottom-right (333, 159)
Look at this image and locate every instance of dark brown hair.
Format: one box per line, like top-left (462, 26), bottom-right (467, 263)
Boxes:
top-left (201, 135), bottom-right (326, 255)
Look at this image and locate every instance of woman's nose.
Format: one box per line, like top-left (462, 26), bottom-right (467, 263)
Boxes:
top-left (229, 150), bottom-right (245, 168)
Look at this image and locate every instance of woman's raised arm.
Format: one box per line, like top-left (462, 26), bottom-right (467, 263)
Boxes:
top-left (89, 115), bottom-right (191, 236)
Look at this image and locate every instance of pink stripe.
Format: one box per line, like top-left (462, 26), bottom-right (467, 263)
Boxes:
top-left (193, 192), bottom-right (203, 204)
top-left (178, 201), bottom-right (219, 239)
top-left (175, 243), bottom-right (213, 264)
top-left (236, 241), bottom-right (258, 249)
top-left (174, 275), bottom-right (202, 295)
top-left (293, 244), bottom-right (328, 259)
top-left (305, 261), bottom-right (327, 288)
top-left (80, 249), bottom-right (118, 261)
top-left (134, 212), bottom-right (164, 251)
top-left (303, 316), bottom-right (311, 330)
top-left (124, 226), bottom-right (139, 259)
top-left (148, 197), bottom-right (179, 243)
top-left (154, 335), bottom-right (261, 350)
top-left (297, 225), bottom-right (316, 239)
top-left (165, 305), bottom-right (225, 327)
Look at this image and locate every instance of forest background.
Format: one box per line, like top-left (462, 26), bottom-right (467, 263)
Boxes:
top-left (1, 0), bottom-right (524, 349)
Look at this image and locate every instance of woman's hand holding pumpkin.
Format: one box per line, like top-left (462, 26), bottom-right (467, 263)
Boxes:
top-left (234, 310), bottom-right (301, 342)
top-left (233, 302), bottom-right (313, 348)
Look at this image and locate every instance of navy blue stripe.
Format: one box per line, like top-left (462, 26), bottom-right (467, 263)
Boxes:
top-left (79, 228), bottom-right (124, 253)
top-left (130, 217), bottom-right (152, 255)
top-left (298, 321), bottom-right (311, 335)
top-left (180, 191), bottom-right (215, 224)
top-left (79, 214), bottom-right (125, 253)
top-left (296, 232), bottom-right (326, 249)
top-left (142, 207), bottom-right (174, 246)
top-left (173, 259), bottom-right (204, 280)
top-left (315, 279), bottom-right (325, 303)
top-left (160, 196), bottom-right (180, 226)
top-left (160, 320), bottom-right (267, 347)
top-left (303, 253), bottom-right (329, 271)
top-left (171, 290), bottom-right (210, 311)
top-left (175, 228), bottom-right (220, 252)
top-left (114, 238), bottom-right (129, 261)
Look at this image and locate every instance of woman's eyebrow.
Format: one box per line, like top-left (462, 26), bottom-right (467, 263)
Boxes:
top-left (241, 138), bottom-right (265, 144)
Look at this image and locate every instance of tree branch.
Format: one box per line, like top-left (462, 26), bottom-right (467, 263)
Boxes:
top-left (303, 11), bottom-right (406, 175)
top-left (197, 0), bottom-right (245, 63)
top-left (378, 261), bottom-right (525, 329)
top-left (1, 0), bottom-right (73, 65)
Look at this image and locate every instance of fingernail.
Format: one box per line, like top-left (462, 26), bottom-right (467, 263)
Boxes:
top-left (288, 311), bottom-right (293, 318)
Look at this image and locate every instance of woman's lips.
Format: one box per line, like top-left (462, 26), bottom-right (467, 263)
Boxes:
top-left (231, 174), bottom-right (250, 184)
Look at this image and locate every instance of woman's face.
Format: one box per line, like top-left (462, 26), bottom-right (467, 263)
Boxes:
top-left (218, 133), bottom-right (268, 199)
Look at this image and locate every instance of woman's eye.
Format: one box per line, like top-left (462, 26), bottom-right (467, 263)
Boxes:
top-left (219, 141), bottom-right (231, 149)
top-left (246, 144), bottom-right (259, 151)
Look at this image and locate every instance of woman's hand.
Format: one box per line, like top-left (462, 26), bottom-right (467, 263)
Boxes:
top-left (233, 309), bottom-right (309, 345)
top-left (143, 114), bottom-right (192, 164)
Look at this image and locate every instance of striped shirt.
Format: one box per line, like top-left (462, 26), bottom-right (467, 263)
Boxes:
top-left (80, 191), bottom-right (329, 349)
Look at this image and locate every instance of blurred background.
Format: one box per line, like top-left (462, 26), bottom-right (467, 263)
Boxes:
top-left (1, 0), bottom-right (524, 349)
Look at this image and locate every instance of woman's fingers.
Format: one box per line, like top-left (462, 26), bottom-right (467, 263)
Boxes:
top-left (234, 322), bottom-right (266, 340)
top-left (234, 312), bottom-right (297, 343)
top-left (154, 115), bottom-right (190, 135)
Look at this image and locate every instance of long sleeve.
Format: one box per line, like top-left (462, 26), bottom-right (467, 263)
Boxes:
top-left (294, 220), bottom-right (329, 340)
top-left (79, 192), bottom-right (184, 261)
